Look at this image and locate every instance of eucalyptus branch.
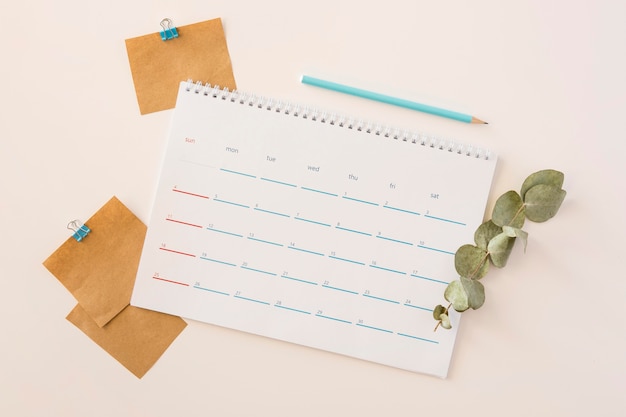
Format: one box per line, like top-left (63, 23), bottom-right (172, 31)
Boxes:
top-left (433, 169), bottom-right (566, 331)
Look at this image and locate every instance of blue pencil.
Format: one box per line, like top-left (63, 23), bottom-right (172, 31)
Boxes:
top-left (301, 75), bottom-right (487, 124)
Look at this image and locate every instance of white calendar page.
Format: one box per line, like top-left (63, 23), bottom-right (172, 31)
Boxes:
top-left (131, 82), bottom-right (497, 378)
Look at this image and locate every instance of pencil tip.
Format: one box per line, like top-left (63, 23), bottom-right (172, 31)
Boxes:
top-left (471, 117), bottom-right (488, 124)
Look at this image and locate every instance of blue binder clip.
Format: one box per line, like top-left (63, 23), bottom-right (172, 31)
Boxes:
top-left (67, 219), bottom-right (90, 242)
top-left (160, 18), bottom-right (179, 41)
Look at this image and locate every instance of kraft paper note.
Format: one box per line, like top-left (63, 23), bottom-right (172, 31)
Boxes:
top-left (125, 17), bottom-right (237, 114)
top-left (43, 196), bottom-right (187, 378)
top-left (66, 303), bottom-right (186, 378)
top-left (44, 196), bottom-right (145, 327)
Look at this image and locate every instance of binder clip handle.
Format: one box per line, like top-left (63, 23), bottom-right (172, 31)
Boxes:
top-left (67, 220), bottom-right (90, 242)
top-left (160, 18), bottom-right (179, 41)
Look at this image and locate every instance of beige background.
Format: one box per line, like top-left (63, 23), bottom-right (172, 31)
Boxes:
top-left (2, 1), bottom-right (624, 416)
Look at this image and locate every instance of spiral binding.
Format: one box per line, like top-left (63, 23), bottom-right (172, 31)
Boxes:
top-left (185, 80), bottom-right (493, 160)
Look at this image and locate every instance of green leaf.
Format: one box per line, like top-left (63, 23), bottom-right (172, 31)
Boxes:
top-left (433, 304), bottom-right (446, 320)
top-left (488, 232), bottom-right (516, 267)
top-left (444, 280), bottom-right (469, 312)
top-left (455, 244), bottom-right (489, 279)
top-left (474, 220), bottom-right (503, 250)
top-left (492, 190), bottom-right (525, 228)
top-left (520, 169), bottom-right (564, 200)
top-left (461, 277), bottom-right (485, 310)
top-left (524, 184), bottom-right (567, 222)
top-left (503, 226), bottom-right (528, 252)
top-left (439, 313), bottom-right (451, 329)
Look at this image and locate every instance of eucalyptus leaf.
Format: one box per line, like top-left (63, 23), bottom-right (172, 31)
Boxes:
top-left (474, 220), bottom-right (503, 250)
top-left (455, 244), bottom-right (489, 279)
top-left (503, 226), bottom-right (528, 252)
top-left (492, 190), bottom-right (525, 228)
top-left (487, 232), bottom-right (515, 267)
top-left (461, 277), bottom-right (485, 309)
top-left (520, 169), bottom-right (564, 200)
top-left (433, 304), bottom-right (446, 320)
top-left (524, 184), bottom-right (567, 222)
top-left (439, 313), bottom-right (452, 329)
top-left (444, 280), bottom-right (469, 312)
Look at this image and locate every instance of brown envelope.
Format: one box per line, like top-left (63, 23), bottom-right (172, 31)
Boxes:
top-left (43, 196), bottom-right (187, 378)
top-left (125, 17), bottom-right (237, 114)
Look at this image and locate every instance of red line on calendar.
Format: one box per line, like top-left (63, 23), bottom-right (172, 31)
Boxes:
top-left (172, 188), bottom-right (210, 199)
top-left (152, 275), bottom-right (189, 286)
top-left (159, 247), bottom-right (196, 257)
top-left (165, 218), bottom-right (202, 228)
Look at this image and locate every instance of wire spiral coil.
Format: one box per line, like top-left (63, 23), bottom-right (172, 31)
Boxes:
top-left (185, 79), bottom-right (493, 160)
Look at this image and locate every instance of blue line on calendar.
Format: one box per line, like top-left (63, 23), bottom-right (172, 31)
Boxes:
top-left (383, 205), bottom-right (420, 216)
top-left (322, 284), bottom-right (359, 295)
top-left (294, 216), bottom-right (331, 227)
top-left (328, 255), bottom-right (366, 266)
top-left (356, 323), bottom-right (393, 333)
top-left (369, 264), bottom-right (406, 275)
top-left (301, 186), bottom-right (338, 197)
top-left (247, 236), bottom-right (284, 246)
top-left (260, 177), bottom-right (297, 187)
top-left (315, 313), bottom-right (352, 324)
top-left (193, 285), bottom-right (230, 296)
top-left (403, 302), bottom-right (433, 312)
top-left (274, 304), bottom-right (311, 315)
top-left (342, 195), bottom-right (379, 206)
top-left (281, 274), bottom-right (318, 285)
top-left (424, 214), bottom-right (466, 226)
top-left (363, 293), bottom-right (400, 304)
top-left (207, 227), bottom-right (243, 238)
top-left (417, 244), bottom-right (455, 255)
top-left (234, 295), bottom-right (270, 305)
top-left (220, 168), bottom-right (257, 178)
top-left (288, 246), bottom-right (325, 256)
top-left (214, 198), bottom-right (250, 209)
top-left (410, 273), bottom-right (449, 285)
top-left (241, 265), bottom-right (277, 276)
top-left (335, 225), bottom-right (372, 236)
top-left (253, 207), bottom-right (290, 217)
top-left (376, 235), bottom-right (413, 246)
top-left (200, 256), bottom-right (237, 267)
top-left (397, 333), bottom-right (439, 344)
